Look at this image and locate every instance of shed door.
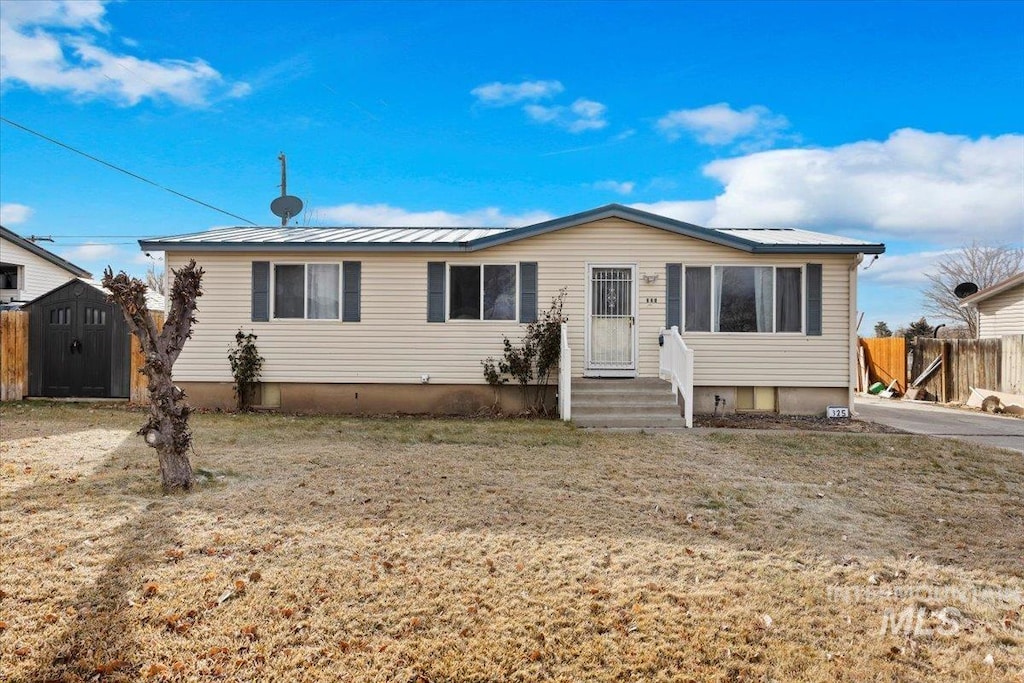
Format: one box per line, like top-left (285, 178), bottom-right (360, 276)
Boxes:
top-left (40, 300), bottom-right (113, 397)
top-left (586, 265), bottom-right (636, 375)
top-left (42, 303), bottom-right (74, 396)
top-left (78, 304), bottom-right (112, 397)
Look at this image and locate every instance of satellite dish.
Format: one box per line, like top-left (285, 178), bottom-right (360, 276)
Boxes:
top-left (954, 282), bottom-right (979, 299)
top-left (271, 195), bottom-right (303, 222)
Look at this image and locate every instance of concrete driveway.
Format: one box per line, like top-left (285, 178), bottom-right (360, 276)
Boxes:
top-left (855, 394), bottom-right (1024, 453)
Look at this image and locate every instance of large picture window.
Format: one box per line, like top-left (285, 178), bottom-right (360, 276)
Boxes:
top-left (274, 263), bottom-right (342, 320)
top-left (684, 265), bottom-right (804, 334)
top-left (449, 264), bottom-right (517, 320)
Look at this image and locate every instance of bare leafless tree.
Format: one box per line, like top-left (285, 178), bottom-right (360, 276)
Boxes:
top-left (102, 260), bottom-right (204, 491)
top-left (921, 242), bottom-right (1023, 338)
top-left (145, 262), bottom-right (166, 296)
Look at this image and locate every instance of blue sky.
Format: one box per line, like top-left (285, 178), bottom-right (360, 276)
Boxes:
top-left (1, 0), bottom-right (1021, 329)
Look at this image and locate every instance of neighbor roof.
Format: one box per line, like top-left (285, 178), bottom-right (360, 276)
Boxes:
top-left (958, 271), bottom-right (1024, 307)
top-left (1, 226), bottom-right (92, 278)
top-left (139, 204), bottom-right (886, 255)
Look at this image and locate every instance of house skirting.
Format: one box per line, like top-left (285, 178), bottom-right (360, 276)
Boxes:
top-left (176, 381), bottom-right (847, 417)
top-left (691, 386), bottom-right (848, 416)
top-left (176, 381), bottom-right (553, 415)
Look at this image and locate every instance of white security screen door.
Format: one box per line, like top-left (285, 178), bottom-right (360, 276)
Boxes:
top-left (586, 265), bottom-right (636, 374)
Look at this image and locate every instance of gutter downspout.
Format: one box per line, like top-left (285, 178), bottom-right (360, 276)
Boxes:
top-left (849, 253), bottom-right (864, 412)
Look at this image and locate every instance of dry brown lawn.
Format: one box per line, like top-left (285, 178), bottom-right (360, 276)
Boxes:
top-left (1, 402), bottom-right (1021, 682)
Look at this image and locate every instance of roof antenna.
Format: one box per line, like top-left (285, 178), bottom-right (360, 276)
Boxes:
top-left (270, 152), bottom-right (304, 227)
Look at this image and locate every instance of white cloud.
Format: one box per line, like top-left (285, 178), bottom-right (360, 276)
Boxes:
top-left (592, 180), bottom-right (635, 195)
top-left (0, 203), bottom-right (34, 225)
top-left (657, 103), bottom-right (789, 147)
top-left (525, 97), bottom-right (608, 134)
top-left (470, 79), bottom-right (563, 107)
top-left (59, 242), bottom-right (118, 261)
top-left (524, 104), bottom-right (560, 123)
top-left (314, 204), bottom-right (554, 228)
top-left (858, 250), bottom-right (955, 288)
top-left (0, 0), bottom-right (249, 106)
top-left (629, 200), bottom-right (717, 226)
top-left (639, 129), bottom-right (1023, 243)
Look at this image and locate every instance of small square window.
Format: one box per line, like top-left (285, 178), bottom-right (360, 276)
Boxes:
top-left (0, 264), bottom-right (18, 290)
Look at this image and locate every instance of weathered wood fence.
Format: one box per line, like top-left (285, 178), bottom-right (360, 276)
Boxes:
top-left (1000, 335), bottom-right (1024, 395)
top-left (859, 337), bottom-right (906, 393)
top-left (860, 334), bottom-right (1022, 403)
top-left (0, 309), bottom-right (164, 403)
top-left (910, 337), bottom-right (1003, 404)
top-left (0, 311), bottom-right (29, 401)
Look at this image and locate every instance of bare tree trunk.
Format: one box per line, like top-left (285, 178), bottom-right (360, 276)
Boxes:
top-left (103, 260), bottom-right (204, 492)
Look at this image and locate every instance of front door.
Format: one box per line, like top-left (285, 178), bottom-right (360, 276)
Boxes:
top-left (586, 265), bottom-right (636, 376)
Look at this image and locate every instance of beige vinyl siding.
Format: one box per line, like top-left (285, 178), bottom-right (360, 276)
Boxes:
top-left (977, 284), bottom-right (1024, 338)
top-left (0, 237), bottom-right (80, 302)
top-left (167, 218), bottom-right (856, 387)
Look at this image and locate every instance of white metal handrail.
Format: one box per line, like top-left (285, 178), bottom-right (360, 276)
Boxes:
top-left (659, 325), bottom-right (694, 428)
top-left (558, 322), bottom-right (571, 421)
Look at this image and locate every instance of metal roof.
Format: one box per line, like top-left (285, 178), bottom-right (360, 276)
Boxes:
top-left (140, 204), bottom-right (885, 255)
top-left (145, 226), bottom-right (509, 246)
top-left (712, 227), bottom-right (880, 247)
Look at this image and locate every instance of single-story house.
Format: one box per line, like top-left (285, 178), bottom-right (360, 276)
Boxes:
top-left (958, 271), bottom-right (1024, 338)
top-left (139, 204), bottom-right (885, 417)
top-left (1, 226), bottom-right (92, 305)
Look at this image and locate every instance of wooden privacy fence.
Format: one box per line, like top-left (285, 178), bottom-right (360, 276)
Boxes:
top-left (859, 337), bottom-right (906, 393)
top-left (1001, 335), bottom-right (1024, 395)
top-left (0, 311), bottom-right (29, 401)
top-left (129, 311), bottom-right (166, 403)
top-left (911, 337), bottom-right (1002, 404)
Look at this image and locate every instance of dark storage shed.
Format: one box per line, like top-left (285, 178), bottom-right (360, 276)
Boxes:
top-left (24, 279), bottom-right (131, 398)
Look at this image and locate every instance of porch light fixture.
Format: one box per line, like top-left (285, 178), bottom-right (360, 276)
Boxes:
top-left (642, 273), bottom-right (659, 284)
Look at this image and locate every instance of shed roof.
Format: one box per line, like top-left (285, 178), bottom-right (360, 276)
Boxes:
top-left (139, 204), bottom-right (885, 255)
top-left (21, 277), bottom-right (166, 312)
top-left (1, 225), bottom-right (92, 278)
top-left (958, 271), bottom-right (1024, 307)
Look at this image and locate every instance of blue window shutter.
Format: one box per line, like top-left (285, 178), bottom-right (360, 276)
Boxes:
top-left (427, 262), bottom-right (445, 322)
top-left (342, 261), bottom-right (361, 322)
top-left (519, 262), bottom-right (538, 323)
top-left (806, 263), bottom-right (823, 336)
top-left (665, 263), bottom-right (682, 329)
top-left (251, 261), bottom-right (269, 322)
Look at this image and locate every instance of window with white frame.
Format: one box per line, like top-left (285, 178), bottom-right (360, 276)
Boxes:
top-left (684, 265), bottom-right (803, 333)
top-left (449, 264), bottom-right (516, 320)
top-left (273, 263), bottom-right (342, 319)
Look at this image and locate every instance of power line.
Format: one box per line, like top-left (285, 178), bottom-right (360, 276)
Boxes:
top-left (1, 116), bottom-right (258, 226)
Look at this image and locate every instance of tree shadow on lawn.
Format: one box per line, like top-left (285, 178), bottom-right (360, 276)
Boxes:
top-left (2, 426), bottom-right (182, 680)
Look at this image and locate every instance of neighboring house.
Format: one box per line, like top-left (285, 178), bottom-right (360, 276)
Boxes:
top-left (139, 204), bottom-right (885, 416)
top-left (959, 272), bottom-right (1024, 338)
top-left (1, 226), bottom-right (91, 304)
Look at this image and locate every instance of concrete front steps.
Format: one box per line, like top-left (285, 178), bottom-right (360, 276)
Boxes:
top-left (571, 377), bottom-right (685, 428)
